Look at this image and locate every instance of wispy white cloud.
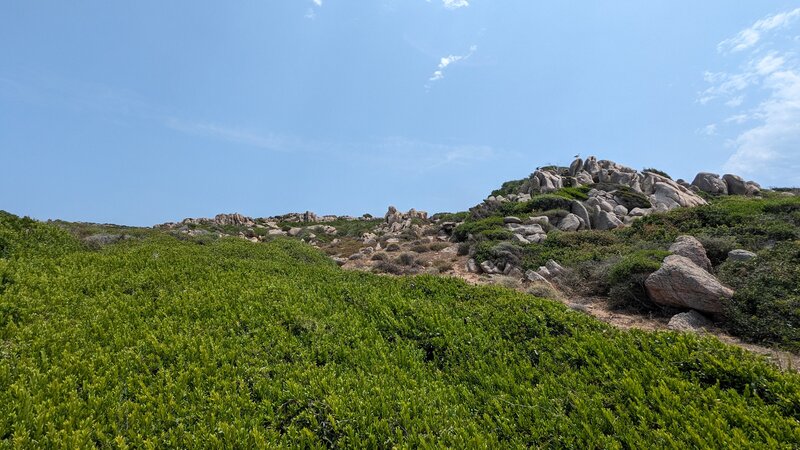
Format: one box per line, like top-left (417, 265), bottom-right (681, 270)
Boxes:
top-left (426, 45), bottom-right (477, 87)
top-left (701, 8), bottom-right (800, 186)
top-left (725, 95), bottom-right (744, 107)
top-left (371, 136), bottom-right (496, 172)
top-left (442, 0), bottom-right (469, 9)
top-left (718, 8), bottom-right (800, 53)
top-left (698, 124), bottom-right (718, 136)
top-left (426, 0), bottom-right (469, 9)
top-left (165, 118), bottom-right (289, 151)
top-left (305, 0), bottom-right (322, 19)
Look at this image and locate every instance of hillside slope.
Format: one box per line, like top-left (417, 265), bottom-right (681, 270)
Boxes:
top-left (1, 212), bottom-right (799, 448)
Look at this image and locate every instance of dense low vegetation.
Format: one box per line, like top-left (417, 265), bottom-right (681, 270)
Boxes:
top-left (1, 211), bottom-right (799, 447)
top-left (452, 193), bottom-right (800, 350)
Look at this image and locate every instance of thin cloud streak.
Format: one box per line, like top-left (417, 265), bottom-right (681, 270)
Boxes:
top-left (701, 7), bottom-right (800, 186)
top-left (164, 118), bottom-right (290, 152)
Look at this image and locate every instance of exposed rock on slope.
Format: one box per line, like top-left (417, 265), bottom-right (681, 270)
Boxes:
top-left (645, 255), bottom-right (734, 314)
top-left (669, 235), bottom-right (713, 272)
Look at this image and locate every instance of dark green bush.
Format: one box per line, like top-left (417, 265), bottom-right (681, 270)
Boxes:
top-left (431, 211), bottom-right (470, 222)
top-left (397, 253), bottom-right (418, 266)
top-left (490, 178), bottom-right (528, 197)
top-left (608, 273), bottom-right (656, 311)
top-left (643, 168), bottom-right (672, 179)
top-left (553, 186), bottom-right (591, 201)
top-left (452, 217), bottom-right (506, 242)
top-left (0, 213), bottom-right (799, 447)
top-left (719, 242), bottom-right (800, 351)
top-left (473, 240), bottom-right (523, 266)
top-left (606, 250), bottom-right (669, 286)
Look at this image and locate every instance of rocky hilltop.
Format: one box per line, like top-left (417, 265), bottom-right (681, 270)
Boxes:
top-left (54, 154), bottom-right (799, 366)
top-left (473, 156), bottom-right (760, 233)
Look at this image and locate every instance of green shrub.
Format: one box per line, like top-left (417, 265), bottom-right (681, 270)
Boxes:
top-left (431, 211), bottom-right (470, 222)
top-left (490, 178), bottom-right (528, 197)
top-left (411, 244), bottom-right (430, 253)
top-left (608, 273), bottom-right (656, 311)
top-left (522, 230), bottom-right (626, 269)
top-left (429, 242), bottom-right (450, 252)
top-left (397, 253), bottom-right (418, 266)
top-left (452, 217), bottom-right (506, 242)
top-left (553, 186), bottom-right (591, 201)
top-left (719, 242), bottom-right (800, 351)
top-left (0, 213), bottom-right (799, 447)
top-left (695, 234), bottom-right (739, 267)
top-left (643, 168), bottom-right (672, 179)
top-left (520, 195), bottom-right (573, 214)
top-left (606, 250), bottom-right (669, 286)
top-left (473, 240), bottom-right (523, 266)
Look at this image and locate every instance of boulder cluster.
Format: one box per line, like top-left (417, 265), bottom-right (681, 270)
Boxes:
top-left (691, 173), bottom-right (761, 196)
top-left (645, 238), bottom-right (734, 315)
top-left (479, 157), bottom-right (709, 235)
top-left (378, 206), bottom-right (429, 234)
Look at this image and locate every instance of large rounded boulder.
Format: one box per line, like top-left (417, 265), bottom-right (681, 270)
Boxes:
top-left (691, 172), bottom-right (728, 195)
top-left (644, 255), bottom-right (733, 314)
top-left (668, 235), bottom-right (712, 272)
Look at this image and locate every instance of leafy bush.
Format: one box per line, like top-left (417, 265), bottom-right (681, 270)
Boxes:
top-left (719, 242), bottom-right (800, 351)
top-left (473, 241), bottom-right (523, 267)
top-left (553, 186), bottom-right (591, 201)
top-left (643, 168), bottom-right (672, 179)
top-left (490, 178), bottom-right (528, 197)
top-left (372, 260), bottom-right (405, 275)
top-left (522, 230), bottom-right (626, 269)
top-left (695, 234), bottom-right (739, 267)
top-left (518, 195), bottom-right (573, 214)
top-left (0, 214), bottom-right (799, 447)
top-left (606, 250), bottom-right (669, 286)
top-left (431, 211), bottom-right (470, 222)
top-left (396, 252), bottom-right (418, 266)
top-left (608, 273), bottom-right (655, 311)
top-left (429, 242), bottom-right (450, 252)
top-left (411, 244), bottom-right (430, 253)
top-left (625, 195), bottom-right (800, 249)
top-left (526, 283), bottom-right (562, 301)
top-left (452, 216), bottom-right (506, 242)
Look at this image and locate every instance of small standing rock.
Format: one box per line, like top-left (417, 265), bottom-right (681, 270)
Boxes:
top-left (727, 249), bottom-right (757, 262)
top-left (668, 310), bottom-right (712, 332)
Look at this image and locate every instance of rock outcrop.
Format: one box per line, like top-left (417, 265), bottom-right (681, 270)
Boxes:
top-left (645, 255), bottom-right (734, 314)
top-left (669, 235), bottom-right (712, 272)
top-left (668, 310), bottom-right (712, 332)
top-left (691, 173), bottom-right (728, 195)
top-left (477, 156), bottom-right (710, 233)
top-left (727, 249), bottom-right (757, 262)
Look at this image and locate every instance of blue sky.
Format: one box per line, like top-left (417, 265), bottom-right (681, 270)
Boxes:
top-left (2, 1), bottom-right (799, 226)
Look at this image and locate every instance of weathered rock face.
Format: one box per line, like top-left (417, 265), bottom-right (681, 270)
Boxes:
top-left (507, 223), bottom-right (546, 244)
top-left (571, 201), bottom-right (591, 228)
top-left (668, 310), bottom-right (712, 332)
top-left (727, 249), bottom-right (757, 262)
top-left (669, 235), bottom-right (712, 272)
top-left (557, 213), bottom-right (582, 232)
top-left (692, 173), bottom-right (728, 195)
top-left (722, 174), bottom-right (747, 196)
top-left (594, 211), bottom-right (623, 231)
top-left (378, 206), bottom-right (431, 236)
top-left (645, 255), bottom-right (734, 314)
